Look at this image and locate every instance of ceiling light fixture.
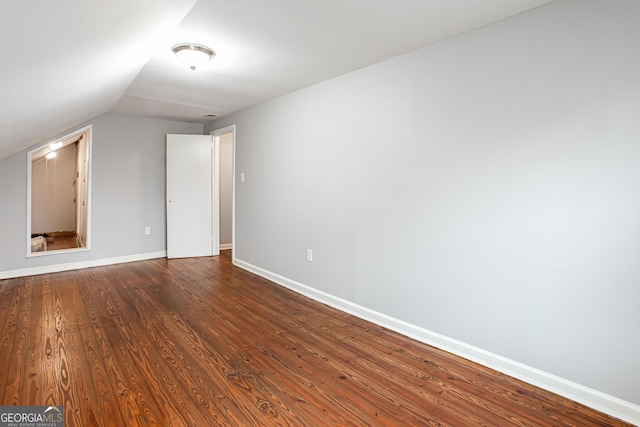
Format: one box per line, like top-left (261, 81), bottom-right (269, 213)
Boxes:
top-left (50, 141), bottom-right (63, 151)
top-left (45, 152), bottom-right (57, 160)
top-left (172, 43), bottom-right (215, 70)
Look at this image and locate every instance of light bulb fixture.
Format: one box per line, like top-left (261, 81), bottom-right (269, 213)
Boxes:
top-left (172, 43), bottom-right (215, 70)
top-left (45, 152), bottom-right (57, 160)
top-left (50, 141), bottom-right (63, 151)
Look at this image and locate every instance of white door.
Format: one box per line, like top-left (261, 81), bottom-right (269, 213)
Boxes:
top-left (166, 134), bottom-right (219, 258)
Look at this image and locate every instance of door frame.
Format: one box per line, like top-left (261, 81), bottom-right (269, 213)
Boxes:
top-left (210, 124), bottom-right (236, 257)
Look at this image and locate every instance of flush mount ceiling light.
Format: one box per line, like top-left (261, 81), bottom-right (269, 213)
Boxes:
top-left (50, 141), bottom-right (63, 150)
top-left (172, 43), bottom-right (215, 70)
top-left (44, 141), bottom-right (63, 159)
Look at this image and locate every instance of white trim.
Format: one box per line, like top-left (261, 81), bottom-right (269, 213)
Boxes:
top-left (27, 246), bottom-right (89, 257)
top-left (219, 243), bottom-right (232, 250)
top-left (0, 251), bottom-right (166, 280)
top-left (232, 257), bottom-right (640, 426)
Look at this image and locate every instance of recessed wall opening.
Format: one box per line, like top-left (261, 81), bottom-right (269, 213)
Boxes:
top-left (27, 125), bottom-right (92, 257)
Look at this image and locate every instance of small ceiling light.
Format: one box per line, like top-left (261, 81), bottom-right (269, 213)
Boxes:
top-left (50, 141), bottom-right (63, 151)
top-left (45, 152), bottom-right (57, 160)
top-left (172, 43), bottom-right (215, 70)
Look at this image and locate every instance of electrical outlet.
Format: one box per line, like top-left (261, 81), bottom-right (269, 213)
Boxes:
top-left (144, 226), bottom-right (151, 235)
top-left (240, 172), bottom-right (245, 182)
top-left (306, 249), bottom-right (313, 262)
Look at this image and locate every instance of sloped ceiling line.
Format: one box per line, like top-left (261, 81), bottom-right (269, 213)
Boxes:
top-left (0, 0), bottom-right (555, 160)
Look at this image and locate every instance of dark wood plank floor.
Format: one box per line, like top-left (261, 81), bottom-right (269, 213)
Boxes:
top-left (0, 251), bottom-right (631, 426)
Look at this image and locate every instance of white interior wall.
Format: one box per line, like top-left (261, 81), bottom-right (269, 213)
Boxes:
top-left (219, 132), bottom-right (233, 246)
top-left (208, 0), bottom-right (640, 409)
top-left (31, 143), bottom-right (77, 234)
top-left (0, 114), bottom-right (203, 271)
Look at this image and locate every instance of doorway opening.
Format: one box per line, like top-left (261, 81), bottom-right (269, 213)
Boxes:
top-left (211, 125), bottom-right (235, 254)
top-left (165, 125), bottom-right (235, 259)
top-left (27, 125), bottom-right (91, 256)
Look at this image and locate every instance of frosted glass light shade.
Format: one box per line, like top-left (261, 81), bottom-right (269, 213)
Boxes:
top-left (172, 44), bottom-right (215, 70)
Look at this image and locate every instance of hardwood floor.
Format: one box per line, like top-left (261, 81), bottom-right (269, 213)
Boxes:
top-left (0, 251), bottom-right (631, 426)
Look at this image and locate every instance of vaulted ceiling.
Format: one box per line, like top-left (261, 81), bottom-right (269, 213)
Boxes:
top-left (0, 0), bottom-right (555, 160)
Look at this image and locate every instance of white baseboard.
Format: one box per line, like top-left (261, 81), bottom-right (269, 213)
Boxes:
top-left (0, 251), bottom-right (167, 280)
top-left (219, 243), bottom-right (232, 250)
top-left (233, 257), bottom-right (640, 426)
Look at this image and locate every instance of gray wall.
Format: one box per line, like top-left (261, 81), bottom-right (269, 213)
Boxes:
top-left (208, 0), bottom-right (640, 405)
top-left (0, 114), bottom-right (203, 272)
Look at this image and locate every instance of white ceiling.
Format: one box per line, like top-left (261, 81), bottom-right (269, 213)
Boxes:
top-left (0, 0), bottom-right (555, 160)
